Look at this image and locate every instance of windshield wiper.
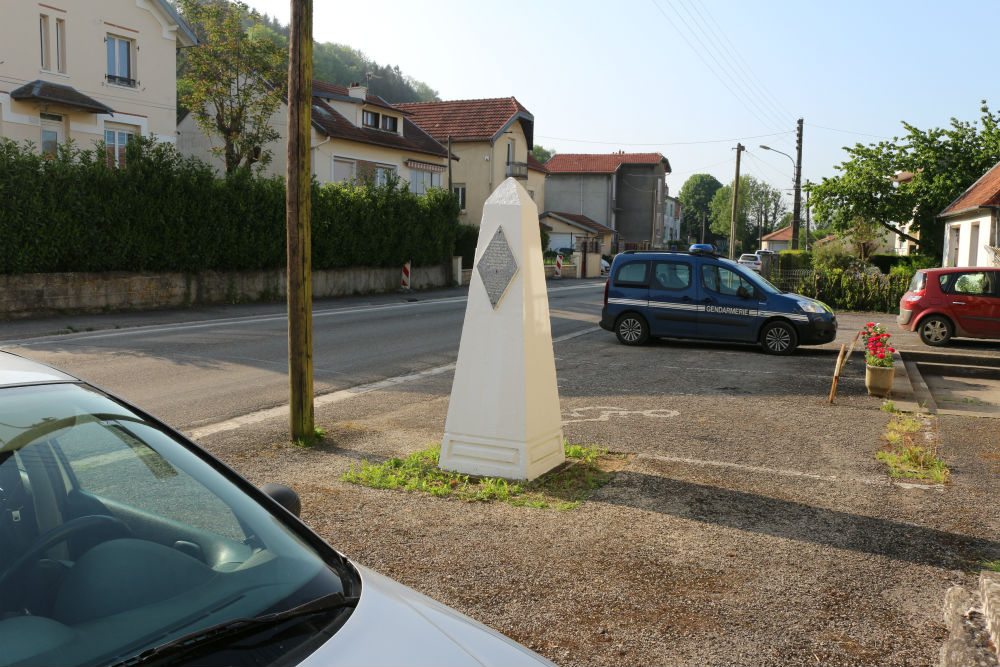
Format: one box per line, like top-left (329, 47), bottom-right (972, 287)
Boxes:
top-left (108, 592), bottom-right (359, 667)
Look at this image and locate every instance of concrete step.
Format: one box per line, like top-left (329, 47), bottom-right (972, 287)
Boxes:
top-left (940, 571), bottom-right (1000, 666)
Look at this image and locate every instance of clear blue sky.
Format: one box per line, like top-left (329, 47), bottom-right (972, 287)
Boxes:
top-left (245, 0), bottom-right (996, 208)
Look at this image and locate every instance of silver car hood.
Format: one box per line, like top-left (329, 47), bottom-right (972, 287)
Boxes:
top-left (298, 564), bottom-right (555, 667)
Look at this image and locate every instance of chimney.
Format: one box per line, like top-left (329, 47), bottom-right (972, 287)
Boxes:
top-left (348, 82), bottom-right (367, 100)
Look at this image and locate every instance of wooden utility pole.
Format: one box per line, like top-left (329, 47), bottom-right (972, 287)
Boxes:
top-left (791, 118), bottom-right (803, 249)
top-left (286, 0), bottom-right (314, 442)
top-left (729, 143), bottom-right (745, 259)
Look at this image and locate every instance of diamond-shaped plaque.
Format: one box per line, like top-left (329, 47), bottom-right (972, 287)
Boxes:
top-left (476, 226), bottom-right (518, 310)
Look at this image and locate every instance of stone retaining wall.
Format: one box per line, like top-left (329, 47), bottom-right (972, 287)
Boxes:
top-left (0, 265), bottom-right (448, 319)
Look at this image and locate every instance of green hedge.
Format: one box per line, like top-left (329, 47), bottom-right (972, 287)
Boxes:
top-left (777, 250), bottom-right (812, 271)
top-left (868, 253), bottom-right (908, 274)
top-left (784, 268), bottom-right (913, 313)
top-left (0, 138), bottom-right (459, 274)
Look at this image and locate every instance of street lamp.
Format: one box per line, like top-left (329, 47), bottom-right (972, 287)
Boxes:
top-left (760, 137), bottom-right (802, 250)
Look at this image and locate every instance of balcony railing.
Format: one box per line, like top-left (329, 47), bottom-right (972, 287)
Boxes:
top-left (505, 161), bottom-right (528, 179)
top-left (106, 74), bottom-right (136, 88)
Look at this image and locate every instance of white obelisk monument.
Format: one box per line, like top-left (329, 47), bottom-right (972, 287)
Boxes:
top-left (440, 178), bottom-right (565, 481)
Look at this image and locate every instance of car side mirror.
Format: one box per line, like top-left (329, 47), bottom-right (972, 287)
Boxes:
top-left (260, 483), bottom-right (301, 517)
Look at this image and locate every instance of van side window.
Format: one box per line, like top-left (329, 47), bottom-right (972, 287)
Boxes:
top-left (614, 261), bottom-right (649, 285)
top-left (702, 265), bottom-right (754, 297)
top-left (653, 262), bottom-right (691, 290)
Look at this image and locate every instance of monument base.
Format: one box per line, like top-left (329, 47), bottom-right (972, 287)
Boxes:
top-left (440, 427), bottom-right (564, 481)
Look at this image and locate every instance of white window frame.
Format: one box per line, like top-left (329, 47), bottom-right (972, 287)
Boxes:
top-left (374, 164), bottom-right (396, 186)
top-left (40, 113), bottom-right (64, 156)
top-left (39, 14), bottom-right (51, 70)
top-left (452, 184), bottom-right (466, 212)
top-left (362, 110), bottom-right (379, 128)
top-left (106, 34), bottom-right (135, 86)
top-left (408, 167), bottom-right (441, 195)
top-left (381, 115), bottom-right (398, 133)
top-left (104, 125), bottom-right (136, 167)
top-left (55, 18), bottom-right (66, 73)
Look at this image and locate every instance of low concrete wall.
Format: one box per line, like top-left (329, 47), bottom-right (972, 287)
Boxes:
top-left (0, 265), bottom-right (447, 319)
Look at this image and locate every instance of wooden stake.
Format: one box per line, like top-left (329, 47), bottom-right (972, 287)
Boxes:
top-left (828, 329), bottom-right (865, 404)
top-left (286, 0), bottom-right (314, 441)
top-left (829, 344), bottom-right (846, 403)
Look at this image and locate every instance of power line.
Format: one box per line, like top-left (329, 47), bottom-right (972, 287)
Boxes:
top-left (673, 0), bottom-right (792, 132)
top-left (649, 0), bottom-right (785, 135)
top-left (689, 0), bottom-right (796, 130)
top-left (806, 123), bottom-right (890, 140)
top-left (535, 129), bottom-right (793, 147)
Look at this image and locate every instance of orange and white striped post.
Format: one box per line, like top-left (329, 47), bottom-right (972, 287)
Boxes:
top-left (555, 253), bottom-right (563, 278)
top-left (401, 260), bottom-right (411, 290)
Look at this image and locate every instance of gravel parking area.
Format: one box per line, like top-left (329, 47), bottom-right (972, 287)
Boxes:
top-left (197, 331), bottom-right (1000, 666)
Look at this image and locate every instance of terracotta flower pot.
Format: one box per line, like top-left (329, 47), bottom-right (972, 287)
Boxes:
top-left (865, 364), bottom-right (894, 397)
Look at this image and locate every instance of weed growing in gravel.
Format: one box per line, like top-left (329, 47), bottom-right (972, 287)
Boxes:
top-left (875, 412), bottom-right (949, 484)
top-left (293, 427), bottom-right (326, 448)
top-left (341, 441), bottom-right (622, 510)
top-left (983, 559), bottom-right (1000, 573)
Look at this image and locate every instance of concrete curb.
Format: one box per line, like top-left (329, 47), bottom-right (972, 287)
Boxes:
top-left (984, 571), bottom-right (1000, 664)
top-left (939, 575), bottom-right (1000, 666)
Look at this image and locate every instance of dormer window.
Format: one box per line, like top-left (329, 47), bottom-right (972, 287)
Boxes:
top-left (362, 110), bottom-right (379, 128)
top-left (381, 115), bottom-right (398, 132)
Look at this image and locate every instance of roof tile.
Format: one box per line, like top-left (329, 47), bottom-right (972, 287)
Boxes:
top-left (544, 152), bottom-right (669, 174)
top-left (307, 84), bottom-right (447, 159)
top-left (940, 160), bottom-right (1000, 216)
top-left (395, 97), bottom-right (533, 144)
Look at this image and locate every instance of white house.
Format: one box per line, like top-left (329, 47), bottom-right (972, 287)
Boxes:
top-left (938, 160), bottom-right (1000, 267)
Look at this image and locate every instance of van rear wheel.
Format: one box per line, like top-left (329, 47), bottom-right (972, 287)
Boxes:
top-left (615, 313), bottom-right (649, 346)
top-left (761, 321), bottom-right (798, 355)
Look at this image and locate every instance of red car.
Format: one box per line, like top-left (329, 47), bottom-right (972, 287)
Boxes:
top-left (897, 267), bottom-right (1000, 345)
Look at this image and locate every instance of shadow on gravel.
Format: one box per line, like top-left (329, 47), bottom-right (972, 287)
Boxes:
top-left (597, 471), bottom-right (1000, 569)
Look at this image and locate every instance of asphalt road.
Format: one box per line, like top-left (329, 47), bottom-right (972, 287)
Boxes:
top-left (1, 281), bottom-right (606, 430)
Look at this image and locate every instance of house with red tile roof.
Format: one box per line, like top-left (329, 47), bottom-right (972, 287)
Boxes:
top-left (396, 97), bottom-right (536, 226)
top-left (938, 160), bottom-right (1000, 267)
top-left (761, 225), bottom-right (793, 252)
top-left (543, 152), bottom-right (671, 252)
top-left (178, 82), bottom-right (449, 191)
top-left (539, 210), bottom-right (613, 249)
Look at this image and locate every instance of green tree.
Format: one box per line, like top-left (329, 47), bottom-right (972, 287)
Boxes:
top-left (678, 173), bottom-right (722, 241)
top-left (809, 101), bottom-right (1000, 260)
top-left (743, 177), bottom-right (787, 250)
top-left (178, 0), bottom-right (285, 173)
top-left (532, 145), bottom-right (555, 164)
top-left (708, 176), bottom-right (750, 252)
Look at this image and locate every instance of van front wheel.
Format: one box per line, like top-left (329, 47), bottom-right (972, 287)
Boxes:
top-left (760, 321), bottom-right (798, 355)
top-left (615, 313), bottom-right (649, 346)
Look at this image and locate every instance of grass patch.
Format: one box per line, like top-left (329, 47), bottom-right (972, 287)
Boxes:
top-left (983, 559), bottom-right (1000, 573)
top-left (341, 441), bottom-right (623, 510)
top-left (293, 427), bottom-right (326, 448)
top-left (875, 412), bottom-right (950, 484)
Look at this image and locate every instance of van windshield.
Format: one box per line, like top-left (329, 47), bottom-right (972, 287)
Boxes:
top-left (730, 262), bottom-right (783, 294)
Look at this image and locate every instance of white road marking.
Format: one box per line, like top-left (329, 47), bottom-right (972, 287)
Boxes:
top-left (2, 283), bottom-right (605, 347)
top-left (562, 406), bottom-right (680, 423)
top-left (636, 452), bottom-right (840, 482)
top-left (187, 325), bottom-right (601, 440)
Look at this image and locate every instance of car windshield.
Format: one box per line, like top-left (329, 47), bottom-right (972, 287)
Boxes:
top-left (728, 262), bottom-right (782, 294)
top-left (0, 382), bottom-right (353, 667)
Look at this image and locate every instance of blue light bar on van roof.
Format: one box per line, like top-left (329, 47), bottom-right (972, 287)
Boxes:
top-left (688, 244), bottom-right (714, 253)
